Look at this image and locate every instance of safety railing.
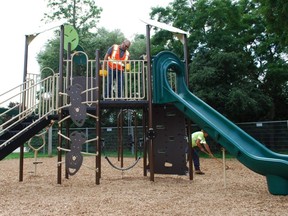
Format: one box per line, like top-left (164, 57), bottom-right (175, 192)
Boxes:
top-left (64, 51), bottom-right (148, 102)
top-left (0, 72), bottom-right (59, 147)
top-left (100, 59), bottom-right (147, 100)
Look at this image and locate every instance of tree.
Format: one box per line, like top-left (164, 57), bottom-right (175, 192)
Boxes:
top-left (39, 0), bottom-right (149, 74)
top-left (37, 38), bottom-right (60, 78)
top-left (150, 0), bottom-right (193, 58)
top-left (254, 0), bottom-right (288, 47)
top-left (250, 0), bottom-right (288, 119)
top-left (189, 47), bottom-right (272, 122)
top-left (38, 0), bottom-right (102, 77)
top-left (149, 0), bottom-right (287, 121)
top-left (129, 34), bottom-right (146, 60)
top-left (43, 0), bottom-right (102, 37)
top-left (38, 0), bottom-right (128, 77)
top-left (81, 27), bottom-right (126, 59)
top-left (188, 0), bottom-right (274, 122)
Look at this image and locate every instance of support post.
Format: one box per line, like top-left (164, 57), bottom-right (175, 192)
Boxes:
top-left (95, 49), bottom-right (101, 184)
top-left (57, 24), bottom-right (65, 184)
top-left (146, 24), bottom-right (155, 181)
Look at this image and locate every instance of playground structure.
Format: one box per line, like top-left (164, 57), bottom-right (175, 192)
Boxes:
top-left (0, 19), bottom-right (288, 195)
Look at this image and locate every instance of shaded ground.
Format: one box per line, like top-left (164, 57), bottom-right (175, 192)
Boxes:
top-left (0, 157), bottom-right (287, 215)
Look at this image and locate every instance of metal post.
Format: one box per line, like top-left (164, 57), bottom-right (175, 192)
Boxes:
top-left (57, 25), bottom-right (65, 184)
top-left (19, 35), bottom-right (30, 182)
top-left (183, 33), bottom-right (193, 179)
top-left (48, 127), bottom-right (52, 157)
top-left (146, 24), bottom-right (155, 181)
top-left (183, 34), bottom-right (189, 83)
top-left (222, 148), bottom-right (227, 188)
top-left (95, 49), bottom-right (101, 184)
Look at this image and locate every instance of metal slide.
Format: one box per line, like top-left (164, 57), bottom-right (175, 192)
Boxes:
top-left (152, 51), bottom-right (288, 195)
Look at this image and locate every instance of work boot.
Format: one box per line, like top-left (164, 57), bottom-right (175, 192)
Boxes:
top-left (195, 170), bottom-right (205, 175)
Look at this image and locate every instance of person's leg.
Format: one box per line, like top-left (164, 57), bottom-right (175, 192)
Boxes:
top-left (106, 68), bottom-right (113, 98)
top-left (192, 148), bottom-right (204, 174)
top-left (192, 148), bottom-right (200, 170)
top-left (117, 71), bottom-right (124, 98)
top-left (185, 145), bottom-right (189, 162)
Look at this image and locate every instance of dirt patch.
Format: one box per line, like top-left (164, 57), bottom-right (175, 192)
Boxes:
top-left (0, 157), bottom-right (287, 215)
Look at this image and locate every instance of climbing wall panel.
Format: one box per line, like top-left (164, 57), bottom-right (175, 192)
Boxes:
top-left (153, 105), bottom-right (187, 175)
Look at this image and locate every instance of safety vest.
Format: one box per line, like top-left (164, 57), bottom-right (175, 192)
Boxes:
top-left (108, 45), bottom-right (130, 71)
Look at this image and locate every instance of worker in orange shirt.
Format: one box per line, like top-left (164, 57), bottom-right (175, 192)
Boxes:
top-left (103, 39), bottom-right (131, 98)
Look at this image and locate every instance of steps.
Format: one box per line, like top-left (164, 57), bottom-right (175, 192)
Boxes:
top-left (0, 115), bottom-right (52, 160)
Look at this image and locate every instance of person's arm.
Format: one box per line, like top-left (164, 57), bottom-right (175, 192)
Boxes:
top-left (104, 53), bottom-right (109, 61)
top-left (125, 53), bottom-right (130, 71)
top-left (103, 53), bottom-right (109, 70)
top-left (103, 47), bottom-right (113, 70)
top-left (196, 139), bottom-right (213, 156)
top-left (203, 143), bottom-right (213, 156)
top-left (196, 139), bottom-right (206, 152)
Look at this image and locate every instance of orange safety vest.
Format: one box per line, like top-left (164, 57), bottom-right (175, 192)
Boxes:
top-left (108, 45), bottom-right (130, 71)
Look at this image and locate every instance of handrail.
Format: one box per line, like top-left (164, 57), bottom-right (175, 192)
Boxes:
top-left (0, 112), bottom-right (53, 148)
top-left (64, 52), bottom-right (148, 101)
top-left (0, 73), bottom-right (59, 144)
top-left (100, 59), bottom-right (147, 100)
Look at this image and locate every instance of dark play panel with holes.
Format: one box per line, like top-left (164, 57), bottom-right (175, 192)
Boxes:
top-left (153, 105), bottom-right (187, 175)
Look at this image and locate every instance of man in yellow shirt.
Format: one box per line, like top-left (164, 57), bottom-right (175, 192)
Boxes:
top-left (191, 130), bottom-right (214, 174)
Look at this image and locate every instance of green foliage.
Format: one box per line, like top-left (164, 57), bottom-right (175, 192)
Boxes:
top-left (81, 27), bottom-right (126, 59)
top-left (37, 38), bottom-right (60, 78)
top-left (3, 152), bottom-right (55, 160)
top-left (36, 0), bottom-right (288, 121)
top-left (150, 0), bottom-right (192, 58)
top-left (38, 0), bottom-right (148, 76)
top-left (150, 0), bottom-right (288, 121)
top-left (129, 34), bottom-right (146, 60)
top-left (43, 0), bottom-right (102, 37)
top-left (254, 0), bottom-right (288, 46)
top-left (261, 59), bottom-right (288, 119)
top-left (189, 48), bottom-right (273, 121)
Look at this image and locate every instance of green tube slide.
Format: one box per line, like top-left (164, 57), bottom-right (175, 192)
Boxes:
top-left (152, 51), bottom-right (288, 195)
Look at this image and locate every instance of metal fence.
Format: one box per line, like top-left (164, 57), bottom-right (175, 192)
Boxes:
top-left (32, 120), bottom-right (288, 156)
top-left (194, 120), bottom-right (288, 153)
top-left (237, 120), bottom-right (288, 152)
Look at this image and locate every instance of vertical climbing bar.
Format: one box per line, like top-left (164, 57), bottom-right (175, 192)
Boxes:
top-left (95, 49), bottom-right (101, 184)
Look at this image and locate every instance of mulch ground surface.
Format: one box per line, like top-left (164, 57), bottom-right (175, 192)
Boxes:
top-left (0, 157), bottom-right (287, 216)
